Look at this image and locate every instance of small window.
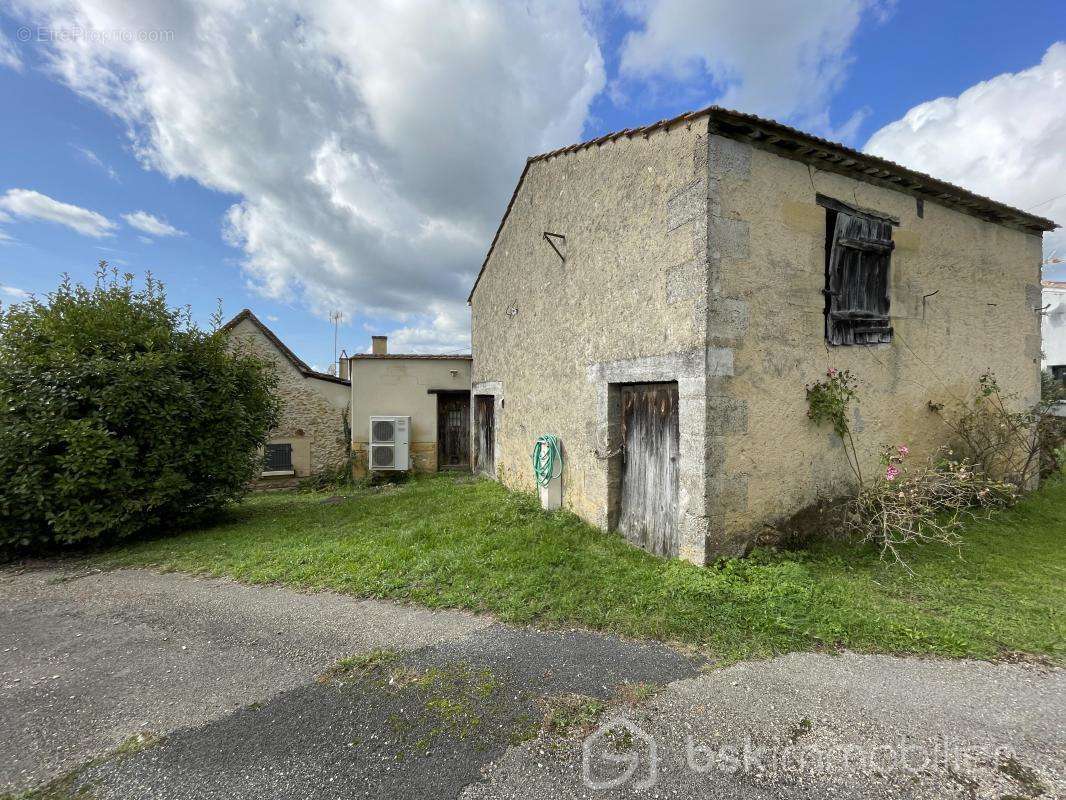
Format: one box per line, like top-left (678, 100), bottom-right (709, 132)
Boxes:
top-left (263, 443), bottom-right (293, 472)
top-left (1052, 365), bottom-right (1066, 383)
top-left (822, 200), bottom-right (895, 346)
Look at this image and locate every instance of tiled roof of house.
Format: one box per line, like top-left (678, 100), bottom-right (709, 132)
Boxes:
top-left (221, 308), bottom-right (351, 386)
top-left (468, 105), bottom-right (1058, 303)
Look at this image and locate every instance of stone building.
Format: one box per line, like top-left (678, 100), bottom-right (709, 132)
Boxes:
top-left (468, 106), bottom-right (1056, 565)
top-left (222, 309), bottom-right (350, 486)
top-left (348, 335), bottom-right (472, 477)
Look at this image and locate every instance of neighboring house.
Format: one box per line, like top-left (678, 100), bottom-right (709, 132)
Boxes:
top-left (222, 309), bottom-right (350, 485)
top-left (1042, 280), bottom-right (1066, 381)
top-left (348, 335), bottom-right (472, 477)
top-left (468, 106), bottom-right (1056, 565)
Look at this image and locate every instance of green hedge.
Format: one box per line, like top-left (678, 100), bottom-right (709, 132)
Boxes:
top-left (0, 266), bottom-right (279, 551)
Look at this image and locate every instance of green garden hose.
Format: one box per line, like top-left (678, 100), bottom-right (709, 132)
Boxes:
top-left (531, 434), bottom-right (563, 488)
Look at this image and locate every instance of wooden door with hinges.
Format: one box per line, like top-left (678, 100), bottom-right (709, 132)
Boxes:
top-left (618, 382), bottom-right (679, 557)
top-left (437, 393), bottom-right (470, 470)
top-left (474, 395), bottom-right (495, 476)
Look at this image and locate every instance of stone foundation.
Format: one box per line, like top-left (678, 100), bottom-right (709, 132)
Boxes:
top-left (351, 441), bottom-right (438, 479)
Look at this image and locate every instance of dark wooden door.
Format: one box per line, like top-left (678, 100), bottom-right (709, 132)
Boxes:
top-left (474, 395), bottom-right (495, 475)
top-left (437, 394), bottom-right (470, 470)
top-left (619, 383), bottom-right (679, 557)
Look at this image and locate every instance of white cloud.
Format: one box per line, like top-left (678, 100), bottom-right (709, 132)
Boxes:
top-left (123, 210), bottom-right (185, 237)
top-left (377, 303), bottom-right (472, 355)
top-left (0, 284), bottom-right (30, 300)
top-left (10, 0), bottom-right (605, 350)
top-left (0, 28), bottom-right (22, 71)
top-left (618, 0), bottom-right (890, 135)
top-left (865, 42), bottom-right (1066, 265)
top-left (0, 188), bottom-right (116, 237)
top-left (73, 145), bottom-right (119, 181)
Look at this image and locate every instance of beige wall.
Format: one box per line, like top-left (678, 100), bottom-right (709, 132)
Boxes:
top-left (715, 138), bottom-right (1044, 542)
top-left (349, 357), bottom-right (471, 475)
top-left (226, 318), bottom-right (351, 479)
top-left (471, 121), bottom-right (1044, 564)
top-left (471, 118), bottom-right (716, 562)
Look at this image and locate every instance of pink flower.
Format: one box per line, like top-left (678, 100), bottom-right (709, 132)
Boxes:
top-left (827, 367), bottom-right (838, 378)
top-left (897, 445), bottom-right (909, 458)
top-left (885, 465), bottom-right (901, 481)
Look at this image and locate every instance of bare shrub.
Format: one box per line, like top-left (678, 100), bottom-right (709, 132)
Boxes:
top-left (938, 370), bottom-right (1066, 488)
top-left (841, 445), bottom-right (1017, 569)
top-left (937, 372), bottom-right (1044, 488)
top-left (804, 369), bottom-right (1028, 567)
top-left (1037, 371), bottom-right (1066, 477)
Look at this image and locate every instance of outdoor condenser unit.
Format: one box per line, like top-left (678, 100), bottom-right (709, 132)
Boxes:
top-left (369, 415), bottom-right (411, 471)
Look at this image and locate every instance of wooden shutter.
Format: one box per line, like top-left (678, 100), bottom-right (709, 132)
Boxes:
top-left (826, 211), bottom-right (894, 345)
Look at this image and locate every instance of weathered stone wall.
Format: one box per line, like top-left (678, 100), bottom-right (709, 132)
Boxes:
top-left (714, 136), bottom-right (1044, 546)
top-left (226, 318), bottom-right (351, 478)
top-left (471, 124), bottom-right (1043, 563)
top-left (470, 118), bottom-right (717, 563)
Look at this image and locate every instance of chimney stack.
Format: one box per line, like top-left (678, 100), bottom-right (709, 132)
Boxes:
top-left (371, 335), bottom-right (388, 355)
top-left (338, 349), bottom-right (349, 381)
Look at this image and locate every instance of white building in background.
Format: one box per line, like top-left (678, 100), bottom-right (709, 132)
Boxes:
top-left (1043, 280), bottom-right (1066, 381)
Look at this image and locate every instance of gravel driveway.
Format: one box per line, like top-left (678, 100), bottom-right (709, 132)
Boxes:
top-left (1, 564), bottom-right (1062, 799)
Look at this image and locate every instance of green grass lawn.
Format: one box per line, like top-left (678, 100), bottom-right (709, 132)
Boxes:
top-left (94, 474), bottom-right (1065, 665)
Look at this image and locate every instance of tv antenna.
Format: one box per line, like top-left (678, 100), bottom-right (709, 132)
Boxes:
top-left (330, 310), bottom-right (343, 365)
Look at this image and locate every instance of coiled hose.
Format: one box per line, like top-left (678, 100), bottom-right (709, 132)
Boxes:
top-left (531, 434), bottom-right (562, 488)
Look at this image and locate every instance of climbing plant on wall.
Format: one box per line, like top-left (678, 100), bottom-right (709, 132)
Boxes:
top-left (805, 367), bottom-right (862, 484)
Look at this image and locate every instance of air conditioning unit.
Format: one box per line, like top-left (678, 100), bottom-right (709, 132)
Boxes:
top-left (369, 415), bottom-right (411, 471)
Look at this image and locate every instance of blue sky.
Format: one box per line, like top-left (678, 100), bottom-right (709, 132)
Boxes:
top-left (0, 1), bottom-right (1063, 369)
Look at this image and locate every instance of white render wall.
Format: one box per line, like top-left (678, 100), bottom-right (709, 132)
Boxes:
top-left (1043, 284), bottom-right (1066, 369)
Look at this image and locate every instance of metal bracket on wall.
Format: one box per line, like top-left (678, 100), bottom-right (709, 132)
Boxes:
top-left (921, 289), bottom-right (939, 320)
top-left (543, 231), bottom-right (566, 263)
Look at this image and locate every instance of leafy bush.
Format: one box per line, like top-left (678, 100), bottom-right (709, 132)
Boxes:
top-left (0, 266), bottom-right (279, 551)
